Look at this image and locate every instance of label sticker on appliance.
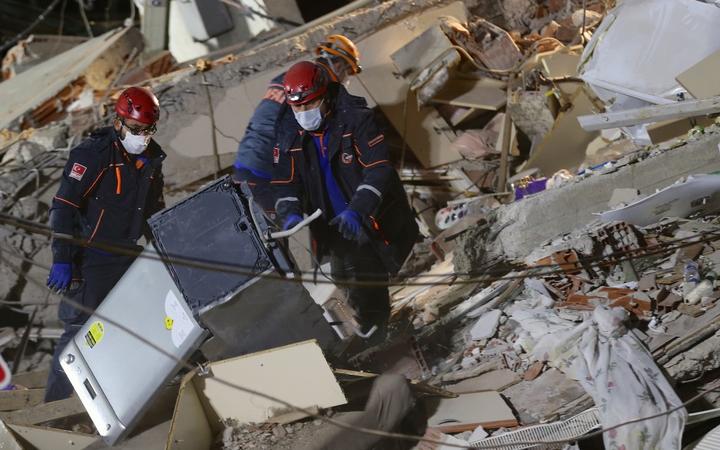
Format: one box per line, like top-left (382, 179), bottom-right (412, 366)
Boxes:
top-left (85, 321), bottom-right (104, 348)
top-left (164, 291), bottom-right (193, 348)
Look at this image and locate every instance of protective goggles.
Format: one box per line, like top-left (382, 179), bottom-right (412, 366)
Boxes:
top-left (120, 118), bottom-right (157, 136)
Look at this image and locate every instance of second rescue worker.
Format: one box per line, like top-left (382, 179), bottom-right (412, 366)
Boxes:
top-left (232, 35), bottom-right (362, 219)
top-left (272, 61), bottom-right (418, 339)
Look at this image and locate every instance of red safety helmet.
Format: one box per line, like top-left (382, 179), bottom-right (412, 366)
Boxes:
top-left (115, 87), bottom-right (160, 125)
top-left (283, 61), bottom-right (329, 106)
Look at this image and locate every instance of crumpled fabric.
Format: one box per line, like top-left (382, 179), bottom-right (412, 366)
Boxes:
top-left (530, 306), bottom-right (686, 450)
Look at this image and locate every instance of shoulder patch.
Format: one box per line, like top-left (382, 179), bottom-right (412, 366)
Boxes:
top-left (69, 163), bottom-right (87, 181)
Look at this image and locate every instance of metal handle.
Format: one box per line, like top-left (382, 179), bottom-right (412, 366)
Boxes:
top-left (268, 209), bottom-right (323, 240)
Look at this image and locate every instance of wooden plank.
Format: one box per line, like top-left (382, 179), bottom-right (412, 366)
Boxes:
top-left (11, 370), bottom-right (49, 389)
top-left (0, 397), bottom-right (85, 426)
top-left (527, 88), bottom-right (599, 176)
top-left (354, 2), bottom-right (466, 168)
top-left (577, 96), bottom-right (720, 131)
top-left (8, 423), bottom-right (99, 450)
top-left (677, 49), bottom-right (720, 100)
top-left (432, 79), bottom-right (506, 110)
top-left (0, 389), bottom-right (45, 412)
top-left (426, 391), bottom-right (517, 432)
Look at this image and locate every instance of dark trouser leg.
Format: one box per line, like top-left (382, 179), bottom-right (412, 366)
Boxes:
top-left (44, 255), bottom-right (134, 402)
top-left (331, 242), bottom-right (390, 332)
top-left (316, 374), bottom-right (415, 450)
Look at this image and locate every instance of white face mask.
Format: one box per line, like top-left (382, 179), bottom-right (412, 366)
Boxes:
top-left (293, 103), bottom-right (324, 131)
top-left (121, 130), bottom-right (150, 155)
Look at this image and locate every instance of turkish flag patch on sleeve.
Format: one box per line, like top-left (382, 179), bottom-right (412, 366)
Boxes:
top-left (69, 163), bottom-right (87, 181)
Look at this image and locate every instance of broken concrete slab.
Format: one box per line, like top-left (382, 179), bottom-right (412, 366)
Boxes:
top-left (456, 127), bottom-right (720, 266)
top-left (608, 188), bottom-right (640, 209)
top-left (0, 28), bottom-right (135, 130)
top-left (506, 89), bottom-right (555, 141)
top-left (469, 310), bottom-right (502, 341)
top-left (502, 368), bottom-right (586, 424)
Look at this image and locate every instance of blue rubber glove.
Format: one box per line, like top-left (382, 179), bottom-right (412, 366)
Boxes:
top-left (47, 262), bottom-right (72, 292)
top-left (283, 214), bottom-right (303, 231)
top-left (329, 210), bottom-right (362, 241)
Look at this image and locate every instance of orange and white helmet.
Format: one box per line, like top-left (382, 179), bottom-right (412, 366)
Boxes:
top-left (314, 34), bottom-right (361, 75)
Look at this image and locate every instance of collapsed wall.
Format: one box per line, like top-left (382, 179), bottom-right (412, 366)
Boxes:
top-left (455, 125), bottom-right (720, 271)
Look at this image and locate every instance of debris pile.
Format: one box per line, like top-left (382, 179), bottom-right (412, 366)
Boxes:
top-left (5, 0), bottom-right (720, 449)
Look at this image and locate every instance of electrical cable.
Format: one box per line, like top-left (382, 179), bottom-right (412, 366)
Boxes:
top-left (1, 209), bottom-right (718, 284)
top-left (0, 0), bottom-right (63, 54)
top-left (76, 0), bottom-right (94, 38)
top-left (49, 0), bottom-right (69, 55)
top-left (5, 234), bottom-right (719, 449)
top-left (2, 210), bottom-right (720, 289)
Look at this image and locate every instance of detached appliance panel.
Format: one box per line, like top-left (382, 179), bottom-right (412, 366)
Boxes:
top-left (59, 245), bottom-right (205, 445)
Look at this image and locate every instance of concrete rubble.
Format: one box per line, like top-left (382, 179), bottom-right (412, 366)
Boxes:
top-left (5, 0), bottom-right (720, 449)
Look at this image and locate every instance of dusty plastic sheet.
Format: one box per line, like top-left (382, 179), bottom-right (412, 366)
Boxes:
top-left (599, 174), bottom-right (720, 226)
top-left (580, 0), bottom-right (720, 102)
top-left (527, 306), bottom-right (686, 450)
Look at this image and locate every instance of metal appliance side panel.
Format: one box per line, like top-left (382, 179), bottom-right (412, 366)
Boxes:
top-left (61, 245), bottom-right (204, 444)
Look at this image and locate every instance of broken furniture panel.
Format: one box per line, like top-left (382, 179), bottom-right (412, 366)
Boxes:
top-left (645, 117), bottom-right (715, 144)
top-left (677, 48), bottom-right (720, 100)
top-left (7, 423), bottom-right (100, 450)
top-left (431, 78), bottom-right (507, 111)
top-left (389, 24), bottom-right (460, 103)
top-left (354, 2), bottom-right (467, 168)
top-left (525, 87), bottom-right (600, 177)
top-left (0, 397), bottom-right (86, 426)
top-left (426, 391), bottom-right (518, 433)
top-left (166, 340), bottom-right (347, 450)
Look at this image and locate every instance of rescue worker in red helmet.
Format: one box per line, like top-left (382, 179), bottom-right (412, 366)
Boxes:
top-left (272, 61), bottom-right (418, 341)
top-left (45, 86), bottom-right (166, 401)
top-left (232, 34), bottom-right (361, 221)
